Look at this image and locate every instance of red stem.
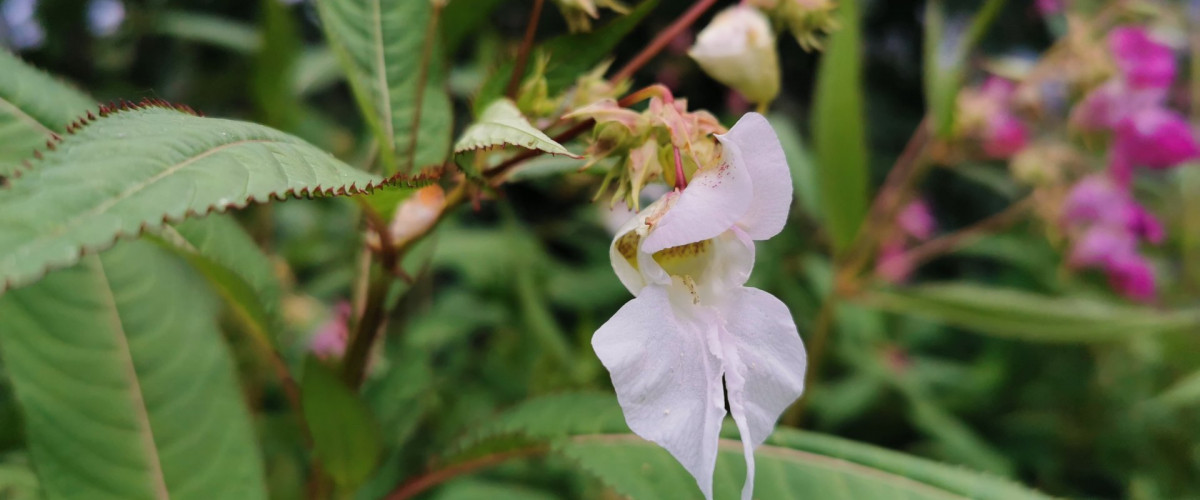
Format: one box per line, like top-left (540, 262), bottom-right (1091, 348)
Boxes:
top-left (384, 446), bottom-right (549, 500)
top-left (609, 0), bottom-right (719, 84)
top-left (507, 0), bottom-right (545, 99)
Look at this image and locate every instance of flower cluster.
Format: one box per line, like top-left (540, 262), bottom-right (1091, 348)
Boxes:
top-left (1061, 175), bottom-right (1161, 301)
top-left (568, 90), bottom-right (725, 208)
top-left (1051, 25), bottom-right (1197, 301)
top-left (1070, 26), bottom-right (1199, 184)
top-left (593, 113), bottom-right (805, 500)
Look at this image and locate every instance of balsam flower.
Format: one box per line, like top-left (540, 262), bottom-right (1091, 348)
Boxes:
top-left (593, 113), bottom-right (806, 500)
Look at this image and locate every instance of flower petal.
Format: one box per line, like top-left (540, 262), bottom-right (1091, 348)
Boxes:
top-left (641, 157), bottom-right (753, 255)
top-left (592, 286), bottom-right (727, 499)
top-left (717, 112), bottom-right (793, 240)
top-left (715, 287), bottom-right (807, 500)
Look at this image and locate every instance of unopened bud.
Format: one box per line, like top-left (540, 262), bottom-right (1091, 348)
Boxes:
top-left (688, 6), bottom-right (781, 104)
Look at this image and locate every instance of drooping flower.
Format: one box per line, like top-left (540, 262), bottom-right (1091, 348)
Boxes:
top-left (688, 6), bottom-right (781, 104)
top-left (593, 113), bottom-right (805, 500)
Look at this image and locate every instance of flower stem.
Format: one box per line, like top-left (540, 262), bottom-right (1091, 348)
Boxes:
top-left (507, 0), bottom-right (545, 99)
top-left (341, 264), bottom-right (393, 387)
top-left (893, 196), bottom-right (1034, 270)
top-left (385, 445), bottom-right (549, 500)
top-left (609, 0), bottom-right (719, 84)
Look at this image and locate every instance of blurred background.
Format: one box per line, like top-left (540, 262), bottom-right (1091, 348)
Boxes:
top-left (3, 0), bottom-right (1200, 499)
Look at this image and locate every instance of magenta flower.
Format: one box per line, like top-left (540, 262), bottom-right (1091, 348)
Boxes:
top-left (1106, 253), bottom-right (1156, 302)
top-left (1062, 175), bottom-right (1128, 227)
top-left (983, 113), bottom-right (1029, 159)
top-left (1070, 80), bottom-right (1166, 131)
top-left (1109, 27), bottom-right (1176, 90)
top-left (1113, 107), bottom-right (1200, 171)
top-left (1062, 176), bottom-right (1162, 301)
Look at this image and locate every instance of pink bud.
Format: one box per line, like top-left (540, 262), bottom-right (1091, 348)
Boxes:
top-left (1114, 107), bottom-right (1200, 170)
top-left (1109, 27), bottom-right (1176, 90)
top-left (982, 113), bottom-right (1028, 159)
top-left (897, 200), bottom-right (936, 241)
top-left (875, 241), bottom-right (913, 284)
top-left (1105, 253), bottom-right (1156, 302)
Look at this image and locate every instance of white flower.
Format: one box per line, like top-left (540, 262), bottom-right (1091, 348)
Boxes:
top-left (592, 113), bottom-right (805, 500)
top-left (688, 6), bottom-right (781, 104)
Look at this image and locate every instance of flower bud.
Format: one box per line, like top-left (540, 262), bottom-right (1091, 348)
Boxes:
top-left (688, 6), bottom-right (781, 104)
top-left (389, 185), bottom-right (445, 246)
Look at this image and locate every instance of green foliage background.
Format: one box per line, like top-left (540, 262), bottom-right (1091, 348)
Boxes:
top-left (0, 0), bottom-right (1198, 499)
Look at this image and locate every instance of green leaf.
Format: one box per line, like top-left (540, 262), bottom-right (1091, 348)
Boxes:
top-left (0, 105), bottom-right (385, 293)
top-left (1154, 370), bottom-right (1200, 409)
top-left (316, 0), bottom-right (453, 173)
top-left (441, 0), bottom-right (507, 55)
top-left (301, 356), bottom-right (383, 490)
top-left (860, 283), bottom-right (1200, 343)
top-left (560, 429), bottom-right (1048, 500)
top-left (153, 11), bottom-right (261, 54)
top-left (0, 461), bottom-right (39, 499)
top-left (430, 393), bottom-right (1047, 499)
top-left (455, 98), bottom-right (578, 157)
top-left (0, 51), bottom-right (93, 178)
top-left (151, 215), bottom-right (283, 349)
top-left (923, 0), bottom-right (1007, 139)
top-left (812, 0), bottom-right (869, 254)
top-left (0, 239), bottom-right (268, 500)
top-left (473, 0), bottom-right (657, 114)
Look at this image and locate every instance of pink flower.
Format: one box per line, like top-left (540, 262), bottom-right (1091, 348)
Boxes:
top-left (309, 302), bottom-right (352, 359)
top-left (875, 242), bottom-right (914, 284)
top-left (983, 113), bottom-right (1029, 159)
top-left (1070, 80), bottom-right (1166, 131)
top-left (1035, 0), bottom-right (1062, 15)
top-left (1114, 107), bottom-right (1200, 171)
top-left (1126, 203), bottom-right (1165, 244)
top-left (1109, 27), bottom-right (1176, 90)
top-left (1106, 253), bottom-right (1156, 302)
top-left (1062, 176), bottom-right (1163, 301)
